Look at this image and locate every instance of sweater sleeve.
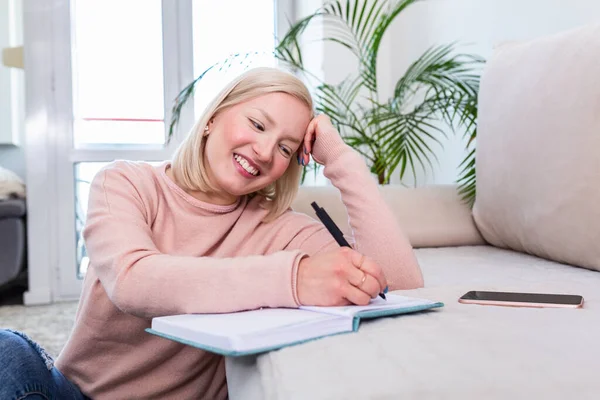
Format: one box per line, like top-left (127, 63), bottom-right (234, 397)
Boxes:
top-left (296, 132), bottom-right (424, 290)
top-left (82, 166), bottom-right (304, 318)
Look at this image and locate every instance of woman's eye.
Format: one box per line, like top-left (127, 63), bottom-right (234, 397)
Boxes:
top-left (250, 119), bottom-right (264, 131)
top-left (280, 145), bottom-right (292, 157)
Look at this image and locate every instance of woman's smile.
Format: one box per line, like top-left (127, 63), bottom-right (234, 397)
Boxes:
top-left (233, 153), bottom-right (261, 178)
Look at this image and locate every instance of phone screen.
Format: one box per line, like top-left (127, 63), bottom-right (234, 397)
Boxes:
top-left (460, 291), bottom-right (583, 305)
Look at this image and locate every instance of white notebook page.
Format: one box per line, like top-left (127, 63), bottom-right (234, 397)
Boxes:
top-left (153, 308), bottom-right (333, 337)
top-left (301, 294), bottom-right (436, 317)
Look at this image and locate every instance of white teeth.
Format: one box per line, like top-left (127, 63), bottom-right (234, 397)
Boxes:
top-left (234, 154), bottom-right (259, 176)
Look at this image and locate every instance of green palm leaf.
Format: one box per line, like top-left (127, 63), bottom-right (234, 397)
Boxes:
top-left (360, 0), bottom-right (421, 93)
top-left (457, 145), bottom-right (476, 206)
top-left (168, 63), bottom-right (215, 143)
top-left (322, 0), bottom-right (421, 95)
top-left (315, 78), bottom-right (364, 132)
top-left (395, 43), bottom-right (482, 103)
top-left (367, 106), bottom-right (445, 183)
top-left (274, 13), bottom-right (321, 70)
top-left (384, 42), bottom-right (482, 202)
top-left (313, 79), bottom-right (376, 163)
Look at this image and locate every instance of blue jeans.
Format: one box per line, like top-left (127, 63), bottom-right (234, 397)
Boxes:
top-left (0, 329), bottom-right (89, 400)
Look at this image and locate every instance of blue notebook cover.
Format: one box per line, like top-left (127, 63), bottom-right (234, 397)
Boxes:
top-left (146, 295), bottom-right (443, 357)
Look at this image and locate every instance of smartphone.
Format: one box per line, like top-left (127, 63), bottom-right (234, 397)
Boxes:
top-left (458, 290), bottom-right (584, 308)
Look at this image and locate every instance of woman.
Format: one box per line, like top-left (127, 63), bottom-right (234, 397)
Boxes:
top-left (0, 67), bottom-right (423, 399)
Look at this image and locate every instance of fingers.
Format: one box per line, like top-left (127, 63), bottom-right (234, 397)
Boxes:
top-left (343, 283), bottom-right (372, 306)
top-left (297, 247), bottom-right (387, 307)
top-left (346, 265), bottom-right (381, 299)
top-left (300, 114), bottom-right (340, 166)
top-left (302, 115), bottom-right (333, 164)
top-left (352, 252), bottom-right (387, 293)
top-left (301, 118), bottom-right (318, 166)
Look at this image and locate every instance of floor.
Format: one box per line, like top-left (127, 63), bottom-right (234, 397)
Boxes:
top-left (0, 287), bottom-right (78, 358)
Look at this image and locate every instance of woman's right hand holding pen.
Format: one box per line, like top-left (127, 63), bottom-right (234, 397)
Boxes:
top-left (296, 247), bottom-right (387, 306)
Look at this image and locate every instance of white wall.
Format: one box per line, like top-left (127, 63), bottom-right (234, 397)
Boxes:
top-left (387, 0), bottom-right (600, 186)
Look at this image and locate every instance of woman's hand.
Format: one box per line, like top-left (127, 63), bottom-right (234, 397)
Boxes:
top-left (296, 247), bottom-right (387, 306)
top-left (298, 114), bottom-right (341, 166)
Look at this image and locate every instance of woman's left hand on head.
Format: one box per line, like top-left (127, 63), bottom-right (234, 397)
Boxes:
top-left (299, 114), bottom-right (339, 166)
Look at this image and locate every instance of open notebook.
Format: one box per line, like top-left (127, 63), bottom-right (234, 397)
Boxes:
top-left (146, 294), bottom-right (443, 356)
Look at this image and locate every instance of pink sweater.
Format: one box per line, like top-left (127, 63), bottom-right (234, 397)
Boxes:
top-left (55, 133), bottom-right (423, 399)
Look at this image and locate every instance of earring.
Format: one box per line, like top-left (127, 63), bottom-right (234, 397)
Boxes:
top-left (203, 126), bottom-right (209, 137)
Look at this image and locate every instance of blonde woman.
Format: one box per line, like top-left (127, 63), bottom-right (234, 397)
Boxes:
top-left (0, 67), bottom-right (423, 399)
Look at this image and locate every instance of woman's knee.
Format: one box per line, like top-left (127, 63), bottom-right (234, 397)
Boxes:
top-left (0, 330), bottom-right (85, 400)
top-left (0, 329), bottom-right (55, 373)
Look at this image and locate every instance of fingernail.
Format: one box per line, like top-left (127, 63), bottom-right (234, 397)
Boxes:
top-left (304, 146), bottom-right (308, 154)
top-left (384, 286), bottom-right (389, 294)
top-left (297, 154), bottom-right (302, 165)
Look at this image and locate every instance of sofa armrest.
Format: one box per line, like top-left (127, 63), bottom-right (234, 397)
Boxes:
top-left (0, 199), bottom-right (26, 219)
top-left (292, 184), bottom-right (485, 248)
top-left (0, 218), bottom-right (26, 287)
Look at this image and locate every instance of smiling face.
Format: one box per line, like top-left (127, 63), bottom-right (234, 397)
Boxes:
top-left (202, 92), bottom-right (312, 204)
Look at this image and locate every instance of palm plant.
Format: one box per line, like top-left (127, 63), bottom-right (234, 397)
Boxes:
top-left (168, 0), bottom-right (483, 205)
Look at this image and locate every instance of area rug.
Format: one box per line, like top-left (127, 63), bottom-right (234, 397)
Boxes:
top-left (0, 301), bottom-right (78, 358)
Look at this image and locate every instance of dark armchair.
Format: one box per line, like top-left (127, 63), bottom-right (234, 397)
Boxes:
top-left (0, 198), bottom-right (27, 290)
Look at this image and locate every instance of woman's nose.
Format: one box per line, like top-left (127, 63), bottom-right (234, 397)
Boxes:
top-left (252, 136), bottom-right (274, 164)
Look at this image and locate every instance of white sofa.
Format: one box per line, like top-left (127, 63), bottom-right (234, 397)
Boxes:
top-left (225, 23), bottom-right (600, 399)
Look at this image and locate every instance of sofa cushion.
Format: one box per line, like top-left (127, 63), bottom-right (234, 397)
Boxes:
top-left (472, 23), bottom-right (600, 271)
top-left (293, 184), bottom-right (485, 248)
top-left (0, 199), bottom-right (26, 218)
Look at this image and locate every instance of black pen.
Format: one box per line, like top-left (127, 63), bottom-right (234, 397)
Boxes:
top-left (311, 201), bottom-right (386, 300)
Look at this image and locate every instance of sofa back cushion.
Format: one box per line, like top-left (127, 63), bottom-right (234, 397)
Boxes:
top-left (292, 184), bottom-right (485, 248)
top-left (472, 23), bottom-right (600, 271)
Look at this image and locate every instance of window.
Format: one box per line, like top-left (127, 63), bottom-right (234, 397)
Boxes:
top-left (72, 0), bottom-right (166, 147)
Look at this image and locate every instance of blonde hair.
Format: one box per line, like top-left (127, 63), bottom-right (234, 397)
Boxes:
top-left (171, 67), bottom-right (314, 222)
